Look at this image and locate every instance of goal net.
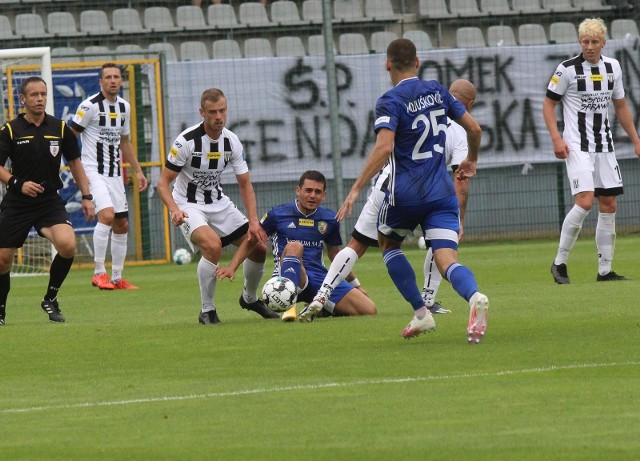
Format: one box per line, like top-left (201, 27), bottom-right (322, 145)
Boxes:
top-left (1, 47), bottom-right (170, 275)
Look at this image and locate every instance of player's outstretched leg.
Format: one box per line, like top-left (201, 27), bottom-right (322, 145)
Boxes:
top-left (467, 292), bottom-right (489, 344)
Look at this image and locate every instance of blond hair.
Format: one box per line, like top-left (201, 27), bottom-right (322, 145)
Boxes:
top-left (578, 18), bottom-right (607, 41)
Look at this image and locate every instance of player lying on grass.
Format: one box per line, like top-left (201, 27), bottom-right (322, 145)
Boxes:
top-left (216, 170), bottom-right (376, 320)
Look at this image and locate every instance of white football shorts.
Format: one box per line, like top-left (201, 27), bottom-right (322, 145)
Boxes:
top-left (174, 195), bottom-right (248, 253)
top-left (564, 149), bottom-right (623, 195)
top-left (86, 171), bottom-right (128, 214)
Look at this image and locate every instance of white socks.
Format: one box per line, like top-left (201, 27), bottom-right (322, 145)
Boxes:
top-left (596, 212), bottom-right (616, 276)
top-left (242, 259), bottom-right (264, 303)
top-left (93, 222), bottom-right (111, 274)
top-left (555, 205), bottom-right (589, 265)
top-left (198, 257), bottom-right (217, 312)
top-left (314, 246), bottom-right (358, 301)
top-left (422, 247), bottom-right (442, 307)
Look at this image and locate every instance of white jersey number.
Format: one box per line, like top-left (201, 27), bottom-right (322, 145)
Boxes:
top-left (411, 109), bottom-right (446, 160)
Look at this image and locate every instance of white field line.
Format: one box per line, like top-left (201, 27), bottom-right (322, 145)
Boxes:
top-left (3, 361), bottom-right (638, 415)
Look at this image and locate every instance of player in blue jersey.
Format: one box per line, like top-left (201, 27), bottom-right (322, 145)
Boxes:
top-left (337, 38), bottom-right (489, 343)
top-left (217, 170), bottom-right (376, 320)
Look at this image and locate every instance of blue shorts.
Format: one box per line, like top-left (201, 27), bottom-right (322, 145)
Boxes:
top-left (297, 269), bottom-right (354, 305)
top-left (378, 195), bottom-right (460, 243)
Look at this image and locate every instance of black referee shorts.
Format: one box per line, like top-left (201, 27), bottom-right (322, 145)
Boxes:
top-left (0, 195), bottom-right (72, 248)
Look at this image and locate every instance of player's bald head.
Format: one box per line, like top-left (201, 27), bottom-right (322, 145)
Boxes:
top-left (449, 79), bottom-right (476, 106)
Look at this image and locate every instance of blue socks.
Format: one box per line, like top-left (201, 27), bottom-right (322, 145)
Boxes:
top-left (280, 256), bottom-right (301, 288)
top-left (383, 248), bottom-right (424, 311)
top-left (445, 263), bottom-right (478, 301)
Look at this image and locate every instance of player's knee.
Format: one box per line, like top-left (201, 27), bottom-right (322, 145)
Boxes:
top-left (248, 241), bottom-right (267, 262)
top-left (282, 241), bottom-right (303, 257)
top-left (55, 239), bottom-right (76, 258)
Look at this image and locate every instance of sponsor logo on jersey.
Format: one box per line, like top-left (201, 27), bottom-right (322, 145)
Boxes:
top-left (76, 109), bottom-right (85, 118)
top-left (207, 151), bottom-right (221, 160)
top-left (109, 113), bottom-right (118, 119)
top-left (590, 74), bottom-right (603, 82)
top-left (317, 221), bottom-right (327, 234)
top-left (16, 139), bottom-right (30, 145)
top-left (287, 222), bottom-right (296, 229)
top-left (170, 146), bottom-right (179, 158)
top-left (550, 75), bottom-right (560, 86)
top-left (299, 218), bottom-right (314, 227)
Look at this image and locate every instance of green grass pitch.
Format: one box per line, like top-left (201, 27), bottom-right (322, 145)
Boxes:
top-left (1, 236), bottom-right (639, 460)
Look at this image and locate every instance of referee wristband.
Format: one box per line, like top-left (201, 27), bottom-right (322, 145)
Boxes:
top-left (82, 194), bottom-right (93, 201)
top-left (349, 277), bottom-right (361, 288)
top-left (8, 176), bottom-right (24, 191)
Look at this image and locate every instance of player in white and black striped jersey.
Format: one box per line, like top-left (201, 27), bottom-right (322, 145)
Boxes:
top-left (70, 63), bottom-right (148, 291)
top-left (544, 17), bottom-right (640, 284)
top-left (157, 88), bottom-right (277, 324)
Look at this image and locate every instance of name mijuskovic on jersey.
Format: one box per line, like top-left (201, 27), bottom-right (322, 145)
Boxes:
top-left (70, 92), bottom-right (130, 177)
top-left (546, 53), bottom-right (624, 153)
top-left (166, 123), bottom-right (248, 205)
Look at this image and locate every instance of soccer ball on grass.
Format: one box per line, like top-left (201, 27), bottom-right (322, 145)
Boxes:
top-left (173, 248), bottom-right (192, 265)
top-left (261, 276), bottom-right (297, 312)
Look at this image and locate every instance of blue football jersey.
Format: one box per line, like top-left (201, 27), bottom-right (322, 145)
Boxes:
top-left (260, 201), bottom-right (343, 274)
top-left (374, 77), bottom-right (466, 206)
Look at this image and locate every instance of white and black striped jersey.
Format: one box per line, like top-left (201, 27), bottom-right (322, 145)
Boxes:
top-left (70, 92), bottom-right (131, 177)
top-left (546, 53), bottom-right (624, 153)
top-left (166, 123), bottom-right (248, 204)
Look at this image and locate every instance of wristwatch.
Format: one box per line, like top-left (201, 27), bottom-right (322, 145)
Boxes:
top-left (82, 194), bottom-right (94, 201)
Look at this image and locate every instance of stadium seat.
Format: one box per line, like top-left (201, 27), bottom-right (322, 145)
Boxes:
top-left (15, 13), bottom-right (51, 38)
top-left (543, 0), bottom-right (576, 12)
top-left (0, 15), bottom-right (16, 39)
top-left (403, 30), bottom-right (433, 51)
top-left (480, 0), bottom-right (512, 15)
top-left (334, 0), bottom-right (371, 22)
top-left (487, 25), bottom-right (517, 46)
top-left (511, 0), bottom-right (544, 14)
top-left (270, 1), bottom-right (305, 25)
top-left (112, 8), bottom-right (147, 34)
top-left (338, 33), bottom-right (369, 55)
top-left (417, 0), bottom-right (455, 18)
top-left (456, 26), bottom-right (486, 48)
top-left (208, 4), bottom-right (244, 29)
top-left (244, 38), bottom-right (274, 58)
top-left (212, 39), bottom-right (242, 59)
top-left (83, 45), bottom-right (111, 63)
top-left (549, 22), bottom-right (578, 44)
top-left (176, 5), bottom-right (208, 30)
top-left (51, 46), bottom-right (80, 63)
top-left (148, 42), bottom-right (178, 62)
top-left (578, 0), bottom-right (614, 11)
top-left (180, 41), bottom-right (210, 61)
top-left (302, 0), bottom-right (324, 23)
top-left (308, 34), bottom-right (336, 56)
top-left (364, 0), bottom-right (400, 21)
top-left (370, 31), bottom-right (398, 53)
top-left (80, 10), bottom-right (111, 36)
top-left (450, 0), bottom-right (488, 17)
top-left (47, 12), bottom-right (83, 37)
top-left (144, 7), bottom-right (180, 32)
top-left (239, 2), bottom-right (275, 27)
top-left (518, 24), bottom-right (548, 45)
top-left (275, 36), bottom-right (306, 57)
top-left (611, 18), bottom-right (639, 39)
top-left (116, 44), bottom-right (145, 61)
